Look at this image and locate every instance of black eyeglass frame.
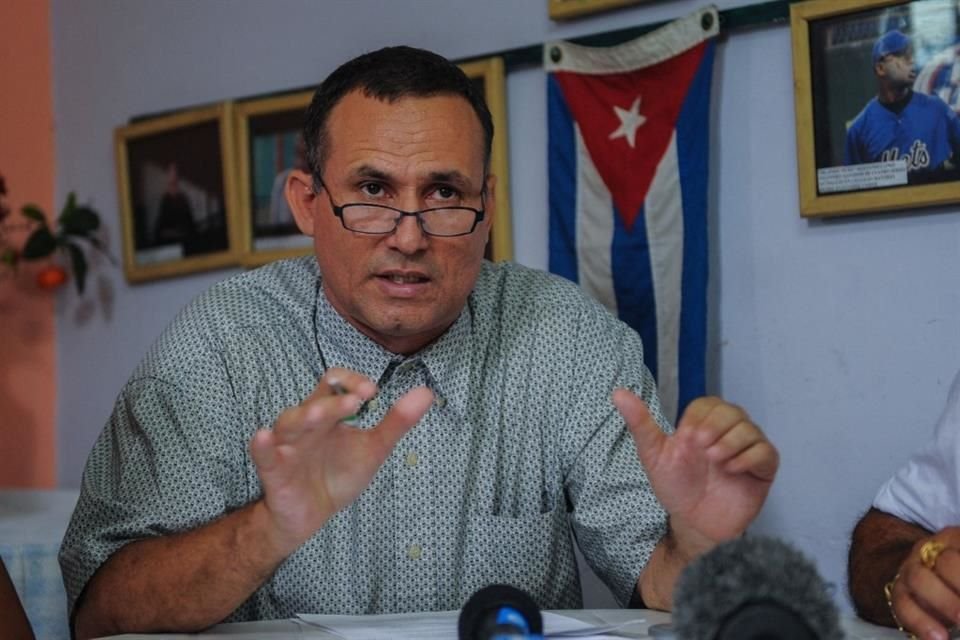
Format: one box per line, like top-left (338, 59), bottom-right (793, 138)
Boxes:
top-left (313, 175), bottom-right (486, 238)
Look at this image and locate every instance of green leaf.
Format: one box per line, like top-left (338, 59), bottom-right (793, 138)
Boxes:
top-left (60, 206), bottom-right (100, 235)
top-left (21, 204), bottom-right (47, 224)
top-left (65, 242), bottom-right (88, 294)
top-left (60, 192), bottom-right (77, 220)
top-left (22, 227), bottom-right (57, 258)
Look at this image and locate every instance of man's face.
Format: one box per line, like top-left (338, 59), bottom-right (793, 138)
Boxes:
top-left (304, 91), bottom-right (493, 354)
top-left (877, 48), bottom-right (916, 89)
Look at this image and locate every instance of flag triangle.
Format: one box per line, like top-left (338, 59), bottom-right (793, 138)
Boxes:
top-left (554, 42), bottom-right (706, 232)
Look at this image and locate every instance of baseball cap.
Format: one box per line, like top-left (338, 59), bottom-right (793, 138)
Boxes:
top-left (872, 30), bottom-right (911, 63)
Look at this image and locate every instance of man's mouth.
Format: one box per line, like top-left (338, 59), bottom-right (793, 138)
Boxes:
top-left (381, 273), bottom-right (429, 284)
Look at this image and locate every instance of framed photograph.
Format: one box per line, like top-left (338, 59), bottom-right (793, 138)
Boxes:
top-left (115, 103), bottom-right (240, 282)
top-left (791, 0), bottom-right (960, 217)
top-left (234, 90), bottom-right (315, 267)
top-left (549, 0), bottom-right (651, 20)
top-left (459, 56), bottom-right (514, 262)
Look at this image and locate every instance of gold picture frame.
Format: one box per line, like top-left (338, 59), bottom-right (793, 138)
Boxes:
top-left (791, 0), bottom-right (960, 218)
top-left (459, 56), bottom-right (514, 262)
top-left (234, 90), bottom-right (315, 267)
top-left (115, 103), bottom-right (241, 282)
top-left (548, 0), bottom-right (650, 21)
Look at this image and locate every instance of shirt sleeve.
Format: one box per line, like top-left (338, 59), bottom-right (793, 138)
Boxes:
top-left (560, 303), bottom-right (670, 606)
top-left (872, 368), bottom-right (960, 532)
top-left (58, 365), bottom-right (247, 618)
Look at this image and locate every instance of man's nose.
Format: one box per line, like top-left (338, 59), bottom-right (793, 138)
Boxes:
top-left (387, 213), bottom-right (429, 254)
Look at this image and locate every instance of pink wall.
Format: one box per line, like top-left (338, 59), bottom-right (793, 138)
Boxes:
top-left (0, 0), bottom-right (57, 487)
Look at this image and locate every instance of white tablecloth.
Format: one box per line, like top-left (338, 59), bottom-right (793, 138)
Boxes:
top-left (0, 489), bottom-right (80, 640)
top-left (101, 608), bottom-right (905, 639)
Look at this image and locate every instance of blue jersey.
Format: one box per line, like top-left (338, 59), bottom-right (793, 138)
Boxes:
top-left (844, 91), bottom-right (960, 176)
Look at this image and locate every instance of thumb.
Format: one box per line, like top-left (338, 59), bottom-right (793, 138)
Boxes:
top-left (612, 388), bottom-right (666, 459)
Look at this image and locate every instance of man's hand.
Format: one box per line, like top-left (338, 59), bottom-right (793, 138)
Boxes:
top-left (250, 368), bottom-right (434, 553)
top-left (887, 527), bottom-right (960, 640)
top-left (613, 392), bottom-right (779, 552)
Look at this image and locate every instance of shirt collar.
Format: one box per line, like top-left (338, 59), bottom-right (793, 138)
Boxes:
top-left (313, 280), bottom-right (473, 416)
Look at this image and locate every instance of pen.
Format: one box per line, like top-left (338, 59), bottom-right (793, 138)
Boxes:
top-left (328, 379), bottom-right (358, 424)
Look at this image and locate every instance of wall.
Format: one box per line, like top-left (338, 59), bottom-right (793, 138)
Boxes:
top-left (0, 0), bottom-right (57, 487)
top-left (50, 0), bottom-right (960, 610)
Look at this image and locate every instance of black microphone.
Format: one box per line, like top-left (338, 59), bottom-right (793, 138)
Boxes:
top-left (671, 535), bottom-right (844, 640)
top-left (458, 584), bottom-right (544, 640)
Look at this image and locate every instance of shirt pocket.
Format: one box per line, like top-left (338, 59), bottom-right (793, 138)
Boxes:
top-left (457, 503), bottom-right (579, 609)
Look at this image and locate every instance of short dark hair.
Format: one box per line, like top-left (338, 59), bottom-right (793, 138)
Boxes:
top-left (303, 46), bottom-right (494, 187)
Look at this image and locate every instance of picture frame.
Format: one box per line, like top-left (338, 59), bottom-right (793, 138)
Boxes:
top-left (548, 0), bottom-right (650, 21)
top-left (791, 0), bottom-right (960, 218)
top-left (234, 90), bottom-right (316, 267)
top-left (459, 56), bottom-right (514, 262)
top-left (115, 103), bottom-right (241, 282)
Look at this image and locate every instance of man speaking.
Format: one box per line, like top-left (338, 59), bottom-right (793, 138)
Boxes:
top-left (60, 46), bottom-right (779, 638)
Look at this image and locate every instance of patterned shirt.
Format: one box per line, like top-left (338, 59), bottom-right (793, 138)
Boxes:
top-left (59, 257), bottom-right (670, 621)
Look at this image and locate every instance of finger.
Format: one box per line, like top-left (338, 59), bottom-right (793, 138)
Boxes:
top-left (897, 570), bottom-right (958, 639)
top-left (704, 420), bottom-right (764, 461)
top-left (250, 429), bottom-right (279, 473)
top-left (895, 592), bottom-right (951, 640)
top-left (312, 368), bottom-right (377, 402)
top-left (612, 389), bottom-right (667, 458)
top-left (721, 440), bottom-right (780, 480)
top-left (369, 386), bottom-right (435, 455)
top-left (274, 392), bottom-right (361, 444)
top-left (675, 396), bottom-right (725, 431)
top-left (682, 398), bottom-right (749, 448)
top-left (934, 548), bottom-right (960, 594)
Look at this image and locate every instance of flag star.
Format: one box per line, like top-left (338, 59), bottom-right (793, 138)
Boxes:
top-left (608, 96), bottom-right (646, 148)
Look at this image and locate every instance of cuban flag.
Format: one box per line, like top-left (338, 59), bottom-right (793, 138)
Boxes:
top-left (546, 6), bottom-right (718, 426)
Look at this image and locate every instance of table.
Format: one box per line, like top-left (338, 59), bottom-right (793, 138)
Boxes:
top-left (0, 489), bottom-right (80, 640)
top-left (100, 608), bottom-right (905, 638)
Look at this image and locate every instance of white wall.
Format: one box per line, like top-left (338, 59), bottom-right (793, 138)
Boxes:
top-left (51, 0), bottom-right (960, 612)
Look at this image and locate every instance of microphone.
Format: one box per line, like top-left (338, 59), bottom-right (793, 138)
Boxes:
top-left (458, 584), bottom-right (544, 640)
top-left (671, 535), bottom-right (843, 640)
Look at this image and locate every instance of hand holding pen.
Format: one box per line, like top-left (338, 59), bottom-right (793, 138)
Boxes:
top-left (249, 368), bottom-right (434, 553)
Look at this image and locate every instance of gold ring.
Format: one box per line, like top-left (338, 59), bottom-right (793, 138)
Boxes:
top-left (920, 540), bottom-right (946, 570)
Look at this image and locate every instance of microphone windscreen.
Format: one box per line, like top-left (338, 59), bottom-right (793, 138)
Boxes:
top-left (458, 583), bottom-right (543, 640)
top-left (671, 535), bottom-right (843, 640)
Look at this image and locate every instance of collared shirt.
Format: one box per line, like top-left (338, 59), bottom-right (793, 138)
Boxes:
top-left (59, 257), bottom-right (669, 621)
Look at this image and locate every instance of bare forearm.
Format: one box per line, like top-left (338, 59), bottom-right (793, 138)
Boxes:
top-left (637, 521), bottom-right (715, 611)
top-left (848, 507), bottom-right (931, 625)
top-left (74, 499), bottom-right (296, 639)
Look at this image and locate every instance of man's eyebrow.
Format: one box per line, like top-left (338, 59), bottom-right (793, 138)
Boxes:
top-left (426, 171), bottom-right (474, 190)
top-left (352, 166), bottom-right (393, 182)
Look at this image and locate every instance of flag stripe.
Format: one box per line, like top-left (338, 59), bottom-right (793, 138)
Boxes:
top-left (547, 74), bottom-right (579, 284)
top-left (675, 42), bottom-right (714, 412)
top-left (643, 134), bottom-right (683, 424)
top-left (576, 127), bottom-right (618, 313)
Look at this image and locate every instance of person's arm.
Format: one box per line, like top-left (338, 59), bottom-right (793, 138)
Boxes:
top-left (73, 369), bottom-right (433, 639)
top-left (848, 507), bottom-right (927, 625)
top-left (849, 508), bottom-right (960, 640)
top-left (74, 499), bottom-right (294, 638)
top-left (613, 393), bottom-right (779, 610)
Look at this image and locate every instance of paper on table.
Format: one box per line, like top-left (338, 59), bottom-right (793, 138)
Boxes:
top-left (295, 610), bottom-right (646, 639)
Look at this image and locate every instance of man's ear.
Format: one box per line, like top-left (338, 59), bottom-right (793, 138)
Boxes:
top-left (286, 169), bottom-right (318, 236)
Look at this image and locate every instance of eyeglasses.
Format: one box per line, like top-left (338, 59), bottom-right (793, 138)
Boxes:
top-left (314, 175), bottom-right (485, 237)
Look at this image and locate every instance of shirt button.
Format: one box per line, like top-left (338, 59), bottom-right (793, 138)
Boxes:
top-left (434, 396), bottom-right (447, 409)
top-left (405, 452), bottom-right (419, 467)
top-left (367, 397), bottom-right (380, 411)
top-left (407, 544), bottom-right (422, 560)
